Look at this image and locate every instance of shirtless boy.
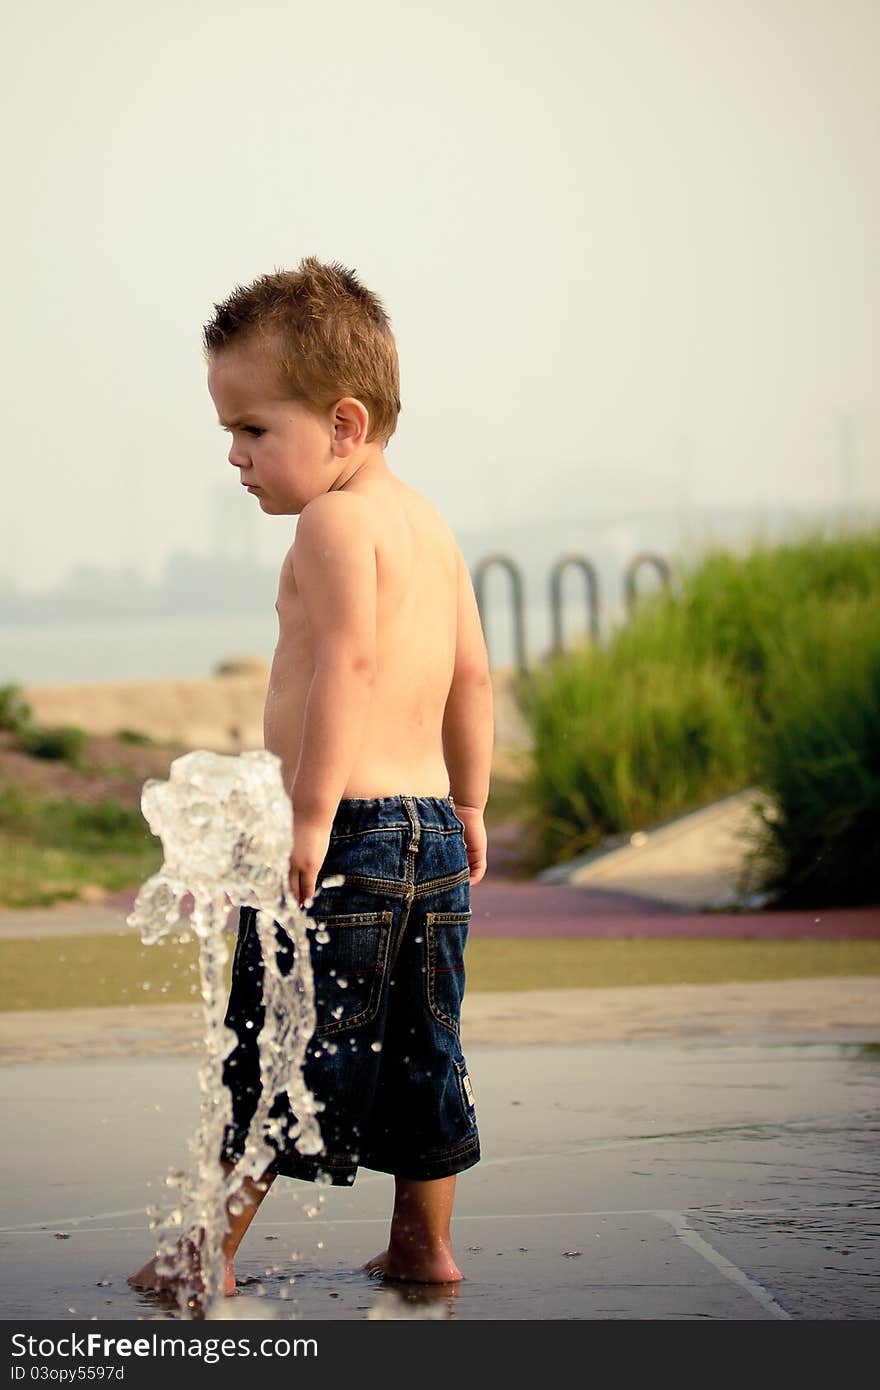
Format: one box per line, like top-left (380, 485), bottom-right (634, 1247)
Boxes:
top-left (129, 257), bottom-right (493, 1297)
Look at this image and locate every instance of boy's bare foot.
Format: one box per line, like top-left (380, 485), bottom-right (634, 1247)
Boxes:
top-left (363, 1246), bottom-right (462, 1283)
top-left (127, 1251), bottom-right (236, 1298)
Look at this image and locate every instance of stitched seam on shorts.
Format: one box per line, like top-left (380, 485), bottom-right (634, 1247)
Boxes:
top-left (388, 798), bottom-right (419, 973)
top-left (365, 1134), bottom-right (480, 1166)
top-left (329, 824), bottom-right (460, 841)
top-left (388, 892), bottom-right (415, 975)
top-left (324, 873), bottom-right (412, 895)
top-left (329, 825), bottom-right (409, 840)
top-left (282, 1153), bottom-right (356, 1173)
top-left (321, 868), bottom-right (469, 897)
top-left (414, 867), bottom-right (471, 897)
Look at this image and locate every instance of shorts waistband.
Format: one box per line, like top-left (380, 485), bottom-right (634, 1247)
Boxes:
top-left (329, 794), bottom-right (460, 836)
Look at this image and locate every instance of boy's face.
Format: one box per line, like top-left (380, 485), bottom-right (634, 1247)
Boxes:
top-left (207, 345), bottom-right (337, 515)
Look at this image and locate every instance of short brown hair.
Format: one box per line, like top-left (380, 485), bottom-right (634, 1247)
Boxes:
top-left (202, 256), bottom-right (401, 447)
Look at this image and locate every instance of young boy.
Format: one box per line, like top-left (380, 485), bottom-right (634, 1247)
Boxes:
top-left (129, 257), bottom-right (493, 1296)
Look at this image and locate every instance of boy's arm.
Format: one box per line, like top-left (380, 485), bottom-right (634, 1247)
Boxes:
top-left (288, 492), bottom-right (377, 902)
top-left (442, 547), bottom-right (493, 884)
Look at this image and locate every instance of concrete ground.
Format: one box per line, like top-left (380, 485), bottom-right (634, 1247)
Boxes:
top-left (1, 1034), bottom-right (878, 1322)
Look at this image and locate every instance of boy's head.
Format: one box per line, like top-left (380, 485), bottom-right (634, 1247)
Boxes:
top-left (203, 257), bottom-right (400, 446)
top-left (204, 257), bottom-right (401, 514)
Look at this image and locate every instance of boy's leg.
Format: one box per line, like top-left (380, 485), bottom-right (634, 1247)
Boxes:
top-left (365, 1174), bottom-right (462, 1283)
top-left (220, 1161), bottom-right (276, 1266)
top-left (127, 1162), bottom-right (276, 1297)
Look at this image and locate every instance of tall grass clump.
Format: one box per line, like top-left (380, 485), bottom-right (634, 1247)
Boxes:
top-left (0, 684), bottom-right (34, 739)
top-left (517, 641), bottom-right (751, 866)
top-left (743, 593), bottom-right (880, 907)
top-left (515, 522), bottom-right (880, 903)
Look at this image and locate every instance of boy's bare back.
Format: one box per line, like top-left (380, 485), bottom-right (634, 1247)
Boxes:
top-left (266, 476), bottom-right (474, 801)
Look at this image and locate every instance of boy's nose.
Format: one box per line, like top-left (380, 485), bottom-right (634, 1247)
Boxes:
top-left (228, 442), bottom-right (248, 470)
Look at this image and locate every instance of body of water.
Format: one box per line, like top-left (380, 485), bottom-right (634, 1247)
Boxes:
top-left (2, 613), bottom-right (281, 686)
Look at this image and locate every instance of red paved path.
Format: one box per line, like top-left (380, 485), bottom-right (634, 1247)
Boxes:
top-left (470, 875), bottom-right (880, 939)
top-left (470, 824), bottom-right (880, 940)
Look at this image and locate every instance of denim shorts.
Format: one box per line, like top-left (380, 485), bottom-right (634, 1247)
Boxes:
top-left (220, 794), bottom-right (480, 1186)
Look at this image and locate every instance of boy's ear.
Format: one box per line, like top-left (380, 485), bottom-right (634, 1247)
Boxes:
top-left (332, 396), bottom-right (370, 454)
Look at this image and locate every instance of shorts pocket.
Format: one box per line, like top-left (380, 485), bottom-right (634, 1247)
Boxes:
top-left (425, 910), bottom-right (470, 1035)
top-left (311, 911), bottom-right (393, 1038)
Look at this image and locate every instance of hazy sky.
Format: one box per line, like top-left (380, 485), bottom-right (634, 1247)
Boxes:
top-left (2, 0), bottom-right (878, 590)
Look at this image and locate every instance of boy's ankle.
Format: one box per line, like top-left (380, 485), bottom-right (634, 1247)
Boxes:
top-left (389, 1230), bottom-right (452, 1256)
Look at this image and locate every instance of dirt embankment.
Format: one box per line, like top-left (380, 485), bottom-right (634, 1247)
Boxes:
top-left (19, 663), bottom-right (532, 778)
top-left (22, 659), bottom-right (270, 758)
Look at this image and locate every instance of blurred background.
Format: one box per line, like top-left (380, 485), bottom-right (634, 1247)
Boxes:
top-left (1, 0), bottom-right (878, 923)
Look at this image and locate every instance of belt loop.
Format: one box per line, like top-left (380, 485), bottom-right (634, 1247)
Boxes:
top-left (402, 795), bottom-right (421, 854)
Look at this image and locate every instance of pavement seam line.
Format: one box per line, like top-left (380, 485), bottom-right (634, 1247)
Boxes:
top-left (655, 1209), bottom-right (792, 1320)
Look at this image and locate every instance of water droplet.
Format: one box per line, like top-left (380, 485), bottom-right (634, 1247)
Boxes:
top-left (315, 930), bottom-right (330, 944)
top-left (337, 977), bottom-right (349, 989)
top-left (331, 1005), bottom-right (344, 1019)
top-left (370, 1041), bottom-right (382, 1052)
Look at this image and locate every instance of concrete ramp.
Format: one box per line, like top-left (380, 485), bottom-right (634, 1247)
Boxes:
top-left (542, 788), bottom-right (774, 910)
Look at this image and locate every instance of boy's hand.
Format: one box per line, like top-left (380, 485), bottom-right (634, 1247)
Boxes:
top-left (453, 804), bottom-right (488, 887)
top-left (290, 820), bottom-right (332, 910)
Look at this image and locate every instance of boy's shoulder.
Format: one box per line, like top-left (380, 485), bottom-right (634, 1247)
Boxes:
top-left (297, 480), bottom-right (457, 551)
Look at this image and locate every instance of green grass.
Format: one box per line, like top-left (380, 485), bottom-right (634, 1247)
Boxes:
top-left (1, 935), bottom-right (877, 1012)
top-left (0, 934), bottom-right (204, 1011)
top-left (465, 938), bottom-right (880, 991)
top-left (0, 786), bottom-right (161, 908)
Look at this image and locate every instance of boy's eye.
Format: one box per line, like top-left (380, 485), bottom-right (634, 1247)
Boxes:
top-left (243, 426), bottom-right (265, 437)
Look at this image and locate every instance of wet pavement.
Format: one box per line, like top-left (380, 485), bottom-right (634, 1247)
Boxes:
top-left (2, 1034), bottom-right (878, 1321)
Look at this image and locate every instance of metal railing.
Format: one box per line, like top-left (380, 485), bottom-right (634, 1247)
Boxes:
top-left (474, 551), bottom-right (671, 676)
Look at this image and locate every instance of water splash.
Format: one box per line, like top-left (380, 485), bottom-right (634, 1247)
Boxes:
top-left (128, 749), bottom-right (328, 1317)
